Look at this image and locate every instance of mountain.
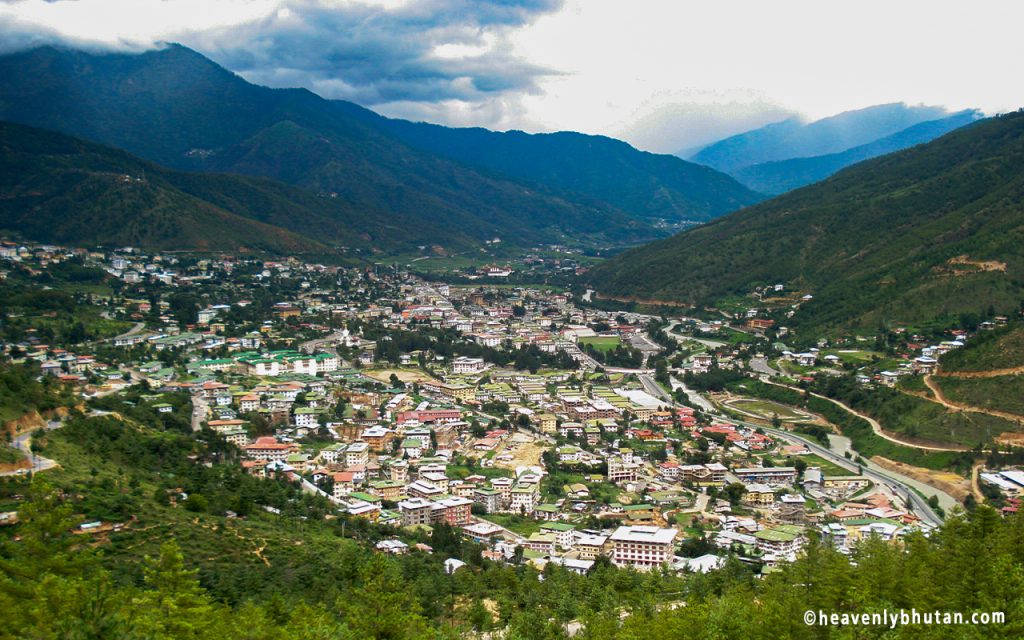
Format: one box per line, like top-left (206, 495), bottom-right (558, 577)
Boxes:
top-left (0, 120), bottom-right (337, 252)
top-left (359, 119), bottom-right (763, 223)
top-left (687, 103), bottom-right (953, 174)
top-left (0, 45), bottom-right (758, 250)
top-left (587, 111), bottom-right (1024, 335)
top-left (732, 110), bottom-right (982, 194)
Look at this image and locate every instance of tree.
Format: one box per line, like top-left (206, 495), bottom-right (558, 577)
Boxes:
top-left (132, 542), bottom-right (216, 640)
top-left (336, 555), bottom-right (431, 639)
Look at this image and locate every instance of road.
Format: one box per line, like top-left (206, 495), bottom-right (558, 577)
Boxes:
top-left (760, 379), bottom-right (970, 453)
top-left (106, 321), bottom-right (146, 344)
top-left (648, 373), bottom-right (952, 524)
top-left (191, 393), bottom-right (209, 432)
top-left (638, 373), bottom-right (673, 405)
top-left (750, 357), bottom-right (783, 378)
top-left (752, 422), bottom-right (952, 525)
top-left (1, 420), bottom-right (62, 476)
top-left (668, 376), bottom-right (716, 413)
top-left (300, 328), bottom-right (347, 355)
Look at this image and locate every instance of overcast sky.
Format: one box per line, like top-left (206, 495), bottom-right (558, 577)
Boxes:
top-left (1, 0), bottom-right (1022, 153)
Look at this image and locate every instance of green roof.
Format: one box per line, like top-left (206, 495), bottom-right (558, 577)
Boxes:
top-left (540, 522), bottom-right (574, 532)
top-left (755, 528), bottom-right (800, 542)
top-left (347, 492), bottom-right (381, 503)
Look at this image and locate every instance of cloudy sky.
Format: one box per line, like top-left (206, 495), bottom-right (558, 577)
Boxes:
top-left (1, 0), bottom-right (1022, 153)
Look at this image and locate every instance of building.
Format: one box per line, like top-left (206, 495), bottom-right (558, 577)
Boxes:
top-left (345, 442), bottom-right (369, 467)
top-left (754, 525), bottom-right (806, 559)
top-left (244, 437), bottom-right (291, 462)
top-left (733, 467), bottom-right (798, 486)
top-left (452, 356), bottom-right (488, 374)
top-left (398, 497), bottom-right (434, 527)
top-left (609, 526), bottom-right (677, 571)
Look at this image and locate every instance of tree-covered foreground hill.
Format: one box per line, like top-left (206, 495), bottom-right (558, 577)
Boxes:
top-left (2, 396), bottom-right (1023, 638)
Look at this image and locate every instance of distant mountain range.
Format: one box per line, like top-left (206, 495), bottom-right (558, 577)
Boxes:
top-left (588, 110), bottom-right (1024, 335)
top-left (686, 103), bottom-right (981, 194)
top-left (0, 44), bottom-right (761, 252)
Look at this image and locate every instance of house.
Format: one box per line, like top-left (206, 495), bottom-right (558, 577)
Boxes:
top-left (398, 497), bottom-right (435, 527)
top-left (742, 483), bottom-right (776, 507)
top-left (345, 442), bottom-right (369, 467)
top-left (473, 487), bottom-right (502, 513)
top-left (525, 532), bottom-right (557, 555)
top-left (575, 533), bottom-right (608, 560)
top-left (331, 472), bottom-right (356, 499)
top-left (540, 522), bottom-right (575, 549)
top-left (509, 485), bottom-right (538, 515)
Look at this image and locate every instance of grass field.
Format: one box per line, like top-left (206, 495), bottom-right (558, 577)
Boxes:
top-left (578, 336), bottom-right (622, 352)
top-left (792, 453), bottom-right (854, 477)
top-left (728, 398), bottom-right (811, 422)
top-left (480, 514), bottom-right (542, 537)
top-left (860, 389), bottom-right (1017, 447)
top-left (0, 444), bottom-right (26, 464)
top-left (823, 350), bottom-right (882, 365)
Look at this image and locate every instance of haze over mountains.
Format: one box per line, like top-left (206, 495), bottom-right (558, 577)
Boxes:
top-left (588, 110), bottom-right (1024, 334)
top-left (0, 44), bottom-right (762, 252)
top-left (686, 104), bottom-right (982, 194)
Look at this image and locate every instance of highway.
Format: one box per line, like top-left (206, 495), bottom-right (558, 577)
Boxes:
top-left (751, 421), bottom-right (948, 527)
top-left (632, 329), bottom-right (951, 526)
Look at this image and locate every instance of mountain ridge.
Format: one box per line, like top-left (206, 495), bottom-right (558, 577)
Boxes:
top-left (588, 110), bottom-right (1024, 335)
top-left (0, 43), bottom-right (759, 250)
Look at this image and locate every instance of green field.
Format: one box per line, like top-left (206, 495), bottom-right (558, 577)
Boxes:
top-left (792, 453), bottom-right (855, 477)
top-left (823, 349), bottom-right (882, 364)
top-left (578, 336), bottom-right (622, 352)
top-left (728, 398), bottom-right (810, 422)
top-left (479, 514), bottom-right (542, 537)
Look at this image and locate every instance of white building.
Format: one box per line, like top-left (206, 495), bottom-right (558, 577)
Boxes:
top-left (609, 526), bottom-right (677, 571)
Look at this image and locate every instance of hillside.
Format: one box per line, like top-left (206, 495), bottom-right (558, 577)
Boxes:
top-left (733, 110), bottom-right (981, 194)
top-left (6, 385), bottom-right (1024, 639)
top-left (588, 111), bottom-right (1024, 335)
top-left (688, 103), bottom-right (951, 173)
top-left (0, 45), bottom-right (757, 249)
top-left (0, 121), bottom-right (334, 252)
top-left (363, 118), bottom-right (763, 223)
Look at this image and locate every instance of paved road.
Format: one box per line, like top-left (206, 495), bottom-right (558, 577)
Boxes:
top-left (637, 374), bottom-right (673, 405)
top-left (749, 357), bottom-right (783, 378)
top-left (668, 376), bottom-right (716, 413)
top-left (732, 419), bottom-right (951, 525)
top-left (648, 376), bottom-right (953, 525)
top-left (1, 420), bottom-right (62, 476)
top-left (300, 329), bottom-right (347, 355)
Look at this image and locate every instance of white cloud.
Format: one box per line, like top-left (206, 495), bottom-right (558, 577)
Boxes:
top-left (1, 0), bottom-right (1022, 151)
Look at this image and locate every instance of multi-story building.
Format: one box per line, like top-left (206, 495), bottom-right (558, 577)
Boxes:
top-left (345, 442), bottom-right (369, 467)
top-left (734, 467), bottom-right (798, 486)
top-left (244, 436), bottom-right (291, 462)
top-left (398, 497), bottom-right (434, 527)
top-left (609, 526), bottom-right (677, 571)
